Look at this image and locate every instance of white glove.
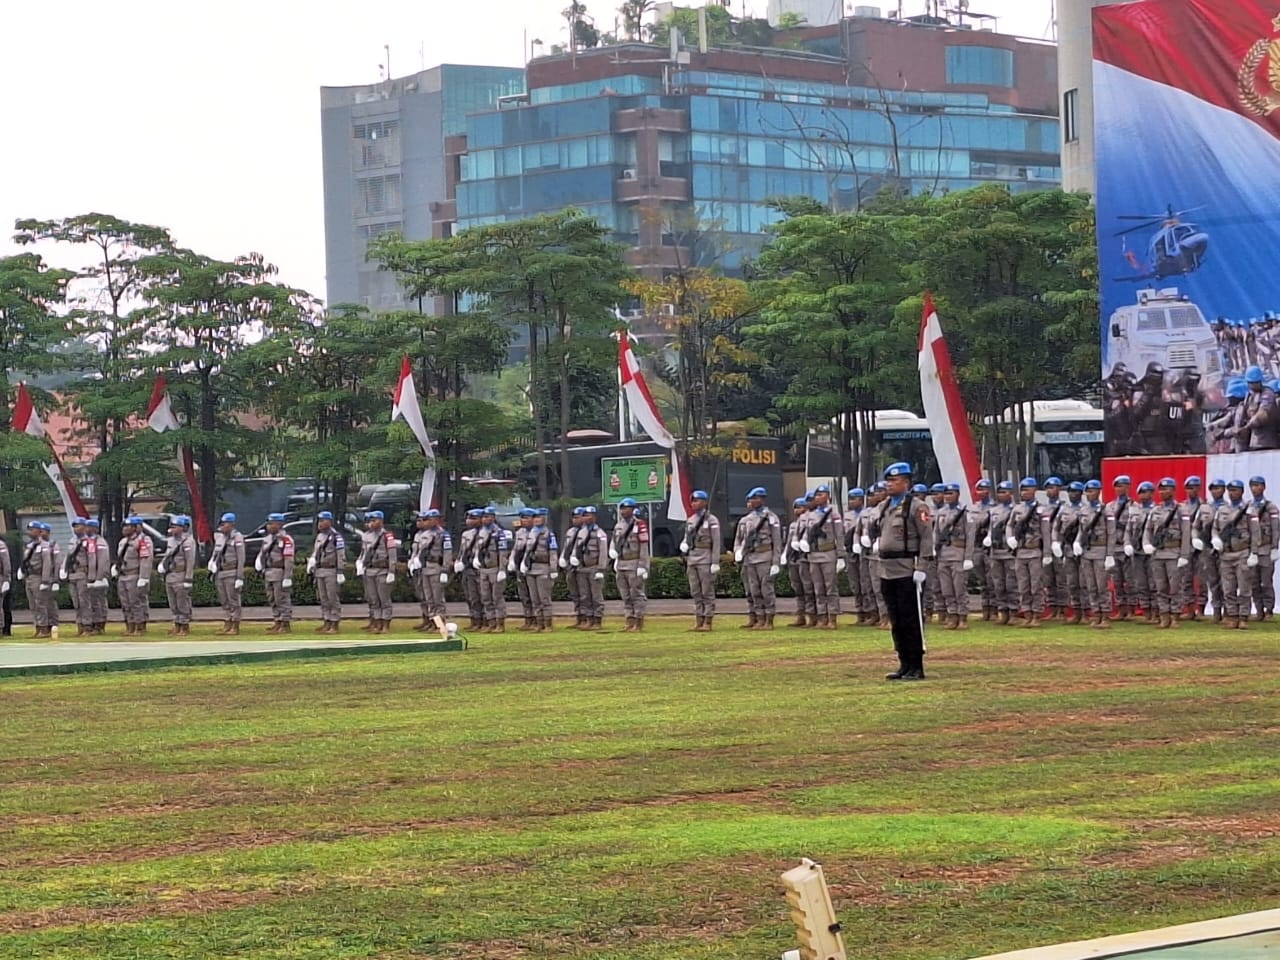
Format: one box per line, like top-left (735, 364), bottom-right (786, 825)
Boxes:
top-left (768, 564), bottom-right (779, 577)
top-left (409, 558), bottom-right (422, 574)
top-left (1042, 556), bottom-right (1053, 567)
top-left (871, 539), bottom-right (880, 554)
top-left (835, 558), bottom-right (846, 573)
top-left (860, 535), bottom-right (872, 549)
top-left (1212, 536), bottom-right (1225, 552)
top-left (182, 581), bottom-right (193, 590)
top-left (453, 560), bottom-right (464, 573)
top-left (39, 583), bottom-right (50, 591)
top-left (1272, 549), bottom-right (1280, 562)
top-left (1248, 553), bottom-right (1260, 568)
top-left (110, 564), bottom-right (119, 578)
top-left (609, 547), bottom-right (619, 560)
top-left (253, 556), bottom-right (263, 573)
top-left (679, 540), bottom-right (689, 554)
top-left (550, 571), bottom-right (559, 580)
top-left (912, 570), bottom-right (926, 585)
top-left (790, 540), bottom-right (802, 551)
top-left (797, 539), bottom-right (811, 554)
top-left (1104, 556), bottom-right (1116, 570)
top-left (852, 542), bottom-right (863, 555)
top-left (1123, 544), bottom-right (1135, 557)
top-left (709, 563), bottom-right (721, 575)
top-left (282, 578), bottom-right (292, 588)
top-left (1005, 536), bottom-right (1018, 551)
top-left (963, 559), bottom-right (974, 571)
top-left (157, 562), bottom-right (167, 576)
top-left (982, 535), bottom-right (992, 548)
top-left (1177, 558), bottom-right (1190, 569)
top-left (569, 555), bottom-right (581, 567)
top-left (335, 574), bottom-right (344, 586)
top-left (593, 571), bottom-right (604, 581)
top-left (137, 578), bottom-right (148, 588)
top-left (385, 571), bottom-right (396, 584)
top-left (506, 559), bottom-right (516, 573)
top-left (208, 560), bottom-right (219, 575)
top-left (58, 567), bottom-right (67, 581)
top-left (471, 558), bottom-right (481, 570)
top-left (779, 553), bottom-right (788, 567)
top-left (0, 582), bottom-right (7, 594)
top-left (1192, 538), bottom-right (1205, 551)
top-left (306, 557), bottom-right (316, 574)
top-left (496, 570), bottom-right (507, 582)
top-left (733, 549), bottom-right (744, 563)
top-left (637, 568), bottom-right (648, 579)
top-left (439, 573), bottom-right (449, 584)
top-left (1072, 541), bottom-right (1084, 558)
top-left (519, 562), bottom-right (530, 575)
top-left (356, 560), bottom-right (366, 576)
top-left (1143, 543), bottom-right (1156, 556)
top-left (1051, 541), bottom-right (1063, 559)
top-left (557, 557), bottom-right (567, 569)
top-left (92, 579), bottom-right (108, 590)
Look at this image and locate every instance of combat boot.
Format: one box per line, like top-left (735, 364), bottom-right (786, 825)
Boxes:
top-left (623, 617), bottom-right (635, 633)
top-left (761, 613), bottom-right (775, 631)
top-left (166, 622), bottom-right (181, 637)
top-left (997, 610), bottom-right (1010, 625)
top-left (789, 613), bottom-right (807, 627)
top-left (359, 617), bottom-right (375, 633)
top-left (956, 615), bottom-right (969, 631)
top-left (823, 616), bottom-right (837, 630)
top-left (279, 622), bottom-right (291, 634)
top-left (743, 613), bottom-right (758, 630)
top-left (807, 613), bottom-right (818, 627)
top-left (878, 616), bottom-right (892, 630)
top-left (1237, 616), bottom-right (1249, 630)
top-left (1021, 612), bottom-right (1040, 628)
top-left (634, 616), bottom-right (644, 632)
top-left (493, 619), bottom-right (506, 634)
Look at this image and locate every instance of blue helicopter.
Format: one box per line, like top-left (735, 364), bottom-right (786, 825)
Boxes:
top-left (1114, 205), bottom-right (1210, 283)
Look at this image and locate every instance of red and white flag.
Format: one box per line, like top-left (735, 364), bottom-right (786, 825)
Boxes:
top-left (392, 357), bottom-right (437, 512)
top-left (146, 375), bottom-right (213, 543)
top-left (918, 295), bottom-right (982, 506)
top-left (618, 334), bottom-right (691, 522)
top-left (11, 383), bottom-right (90, 527)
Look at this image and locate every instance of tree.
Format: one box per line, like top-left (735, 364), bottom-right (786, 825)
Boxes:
top-left (0, 252), bottom-right (73, 528)
top-left (13, 215), bottom-right (176, 545)
top-left (562, 1), bottom-right (599, 51)
top-left (135, 249), bottom-right (313, 536)
top-left (619, 0), bottom-right (656, 40)
top-left (650, 4), bottom-right (734, 45)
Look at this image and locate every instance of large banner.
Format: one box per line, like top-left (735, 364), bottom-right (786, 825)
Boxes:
top-left (1094, 1), bottom-right (1280, 457)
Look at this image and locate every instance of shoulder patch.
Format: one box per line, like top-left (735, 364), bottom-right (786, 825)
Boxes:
top-left (138, 540), bottom-right (151, 557)
top-left (335, 534), bottom-right (346, 549)
top-left (442, 533), bottom-right (453, 548)
top-left (549, 534), bottom-right (559, 550)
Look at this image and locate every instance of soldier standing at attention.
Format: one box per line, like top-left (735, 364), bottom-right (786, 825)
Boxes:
top-left (682, 490), bottom-right (722, 632)
top-left (1074, 480), bottom-right (1112, 629)
top-left (1041, 478), bottom-right (1067, 620)
top-left (454, 509), bottom-right (484, 630)
top-left (526, 508), bottom-right (558, 632)
top-left (611, 498), bottom-right (650, 633)
top-left (1124, 482), bottom-right (1157, 623)
top-left (410, 509), bottom-right (452, 638)
top-left (81, 518), bottom-right (111, 635)
top-left (984, 481), bottom-right (1016, 624)
top-left (877, 463), bottom-right (933, 681)
top-left (60, 517), bottom-right (91, 636)
top-left (210, 512), bottom-right (246, 635)
top-left (863, 484), bottom-right (892, 629)
top-left (924, 483), bottom-right (947, 621)
top-left (358, 510), bottom-right (398, 634)
top-left (845, 489), bottom-right (870, 625)
top-left (160, 516), bottom-right (197, 636)
top-left (1008, 477), bottom-right (1051, 628)
top-left (558, 507), bottom-right (585, 626)
top-left (781, 496), bottom-right (811, 627)
top-left (969, 479), bottom-right (996, 620)
top-left (1181, 477), bottom-right (1214, 621)
top-left (1105, 475), bottom-right (1135, 620)
top-left (734, 486), bottom-right (782, 630)
top-left (0, 531), bottom-right (11, 637)
top-left (935, 483), bottom-right (973, 630)
top-left (508, 508), bottom-right (535, 630)
top-left (1143, 478), bottom-right (1192, 629)
top-left (115, 516), bottom-right (152, 636)
top-left (19, 521), bottom-right (59, 638)
top-left (256, 513), bottom-right (295, 634)
top-left (473, 507), bottom-right (510, 634)
top-left (800, 484), bottom-right (846, 629)
top-left (1212, 480), bottom-right (1260, 629)
top-left (1052, 483), bottom-right (1086, 623)
top-left (308, 511), bottom-right (346, 633)
top-left (572, 505), bottom-right (609, 631)
top-left (1247, 476), bottom-right (1279, 620)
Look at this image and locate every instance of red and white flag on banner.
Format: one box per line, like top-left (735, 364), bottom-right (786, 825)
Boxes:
top-left (146, 375), bottom-right (213, 544)
top-left (618, 334), bottom-right (691, 522)
top-left (392, 357), bottom-right (437, 512)
top-left (918, 295), bottom-right (982, 507)
top-left (11, 383), bottom-right (90, 527)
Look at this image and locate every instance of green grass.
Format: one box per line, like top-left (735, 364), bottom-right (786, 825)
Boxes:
top-left (2, 619), bottom-right (1280, 958)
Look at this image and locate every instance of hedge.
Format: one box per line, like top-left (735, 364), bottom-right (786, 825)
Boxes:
top-left (5, 557), bottom-right (874, 609)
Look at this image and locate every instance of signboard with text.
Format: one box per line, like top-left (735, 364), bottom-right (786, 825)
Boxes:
top-left (601, 456), bottom-right (667, 504)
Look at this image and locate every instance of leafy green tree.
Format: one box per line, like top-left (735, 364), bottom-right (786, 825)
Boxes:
top-left (650, 4), bottom-right (734, 45)
top-left (619, 0), bottom-right (656, 40)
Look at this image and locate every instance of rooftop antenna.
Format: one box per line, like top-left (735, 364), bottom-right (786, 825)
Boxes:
top-left (384, 43), bottom-right (391, 81)
top-left (419, 41), bottom-right (426, 71)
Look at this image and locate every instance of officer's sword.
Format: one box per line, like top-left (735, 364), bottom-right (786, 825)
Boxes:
top-left (915, 576), bottom-right (928, 654)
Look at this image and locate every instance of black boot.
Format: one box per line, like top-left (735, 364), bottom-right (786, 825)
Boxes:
top-left (885, 663), bottom-right (910, 680)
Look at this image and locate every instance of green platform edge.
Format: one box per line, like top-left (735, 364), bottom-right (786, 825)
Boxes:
top-left (0, 637), bottom-right (467, 679)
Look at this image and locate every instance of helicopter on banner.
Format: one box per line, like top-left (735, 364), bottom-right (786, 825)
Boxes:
top-left (1114, 205), bottom-right (1210, 283)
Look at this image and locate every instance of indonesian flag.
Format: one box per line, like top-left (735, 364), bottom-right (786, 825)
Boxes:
top-left (618, 334), bottom-right (691, 522)
top-left (918, 295), bottom-right (982, 507)
top-left (146, 375), bottom-right (213, 544)
top-left (392, 357), bottom-right (436, 512)
top-left (11, 383), bottom-right (90, 527)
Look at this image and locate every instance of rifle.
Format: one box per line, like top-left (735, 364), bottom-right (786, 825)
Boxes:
top-left (1149, 504), bottom-right (1180, 549)
top-left (1221, 503), bottom-right (1251, 549)
top-left (1012, 500), bottom-right (1041, 546)
top-left (63, 537), bottom-right (85, 576)
top-left (938, 506), bottom-right (966, 547)
top-left (683, 511), bottom-right (709, 564)
top-left (20, 541), bottom-right (38, 576)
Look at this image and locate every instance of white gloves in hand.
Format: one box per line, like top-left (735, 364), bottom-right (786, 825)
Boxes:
top-left (471, 558), bottom-right (481, 570)
top-left (1248, 553), bottom-right (1260, 568)
top-left (253, 556), bottom-right (264, 573)
top-left (557, 557), bottom-right (568, 569)
top-left (1143, 543), bottom-right (1156, 556)
top-left (208, 560), bottom-right (219, 575)
top-left (1177, 558), bottom-right (1190, 569)
top-left (963, 559), bottom-right (974, 571)
top-left (852, 542), bottom-right (863, 555)
top-left (334, 574), bottom-right (344, 586)
top-left (439, 573), bottom-right (449, 584)
top-left (1123, 544), bottom-right (1135, 557)
top-left (15, 569), bottom-right (24, 581)
top-left (58, 568), bottom-right (67, 581)
top-left (860, 535), bottom-right (872, 549)
top-left (871, 539), bottom-right (880, 555)
top-left (609, 547), bottom-right (619, 561)
top-left (506, 559), bottom-right (516, 573)
top-left (38, 583), bottom-right (50, 592)
top-left (679, 541), bottom-right (689, 554)
top-left (982, 535), bottom-right (992, 548)
top-left (519, 562), bottom-right (530, 575)
top-left (307, 557), bottom-right (318, 574)
top-left (1072, 542), bottom-right (1084, 558)
top-left (569, 556), bottom-right (581, 568)
top-left (1104, 556), bottom-right (1116, 570)
top-left (453, 560), bottom-right (464, 573)
top-left (182, 581), bottom-right (192, 590)
top-left (733, 549), bottom-right (744, 564)
top-left (789, 540), bottom-right (802, 552)
top-left (637, 567), bottom-right (648, 579)
top-left (709, 563), bottom-right (721, 575)
top-left (912, 570), bottom-right (927, 585)
top-left (356, 560), bottom-right (366, 577)
top-left (835, 558), bottom-right (846, 573)
top-left (1192, 538), bottom-right (1205, 552)
top-left (1042, 556), bottom-right (1053, 567)
top-left (110, 564), bottom-right (119, 578)
top-left (0, 582), bottom-right (7, 594)
top-left (593, 571), bottom-right (604, 581)
top-left (798, 539), bottom-right (811, 554)
top-left (385, 571), bottom-right (396, 584)
top-left (137, 578), bottom-right (148, 588)
top-left (282, 578), bottom-right (292, 589)
top-left (496, 571), bottom-right (507, 582)
top-left (1272, 549), bottom-right (1280, 562)
top-left (1212, 536), bottom-right (1225, 552)
top-left (157, 562), bottom-right (167, 576)
top-left (409, 558), bottom-right (423, 574)
top-left (550, 571), bottom-right (559, 580)
top-left (1005, 536), bottom-right (1019, 551)
top-left (91, 579), bottom-right (109, 589)
top-left (1051, 541), bottom-right (1063, 559)
top-left (768, 564), bottom-right (779, 577)
top-left (779, 554), bottom-right (788, 567)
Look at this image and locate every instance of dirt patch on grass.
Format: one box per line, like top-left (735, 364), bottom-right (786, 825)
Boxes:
top-left (1138, 815), bottom-right (1280, 840)
top-left (944, 710), bottom-right (1146, 734)
top-left (0, 887), bottom-right (283, 934)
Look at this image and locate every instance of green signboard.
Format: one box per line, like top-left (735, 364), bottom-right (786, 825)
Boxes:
top-left (601, 456), bottom-right (667, 504)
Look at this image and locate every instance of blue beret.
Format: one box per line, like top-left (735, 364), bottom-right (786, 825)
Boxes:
top-left (125, 516), bottom-right (144, 526)
top-left (883, 463), bottom-right (912, 480)
top-left (1085, 480), bottom-right (1103, 490)
top-left (946, 483), bottom-right (961, 493)
top-left (1114, 475), bottom-right (1131, 485)
top-left (220, 512), bottom-right (237, 523)
top-left (1019, 477), bottom-right (1038, 488)
top-left (929, 483), bottom-right (946, 494)
top-left (1183, 476), bottom-right (1202, 487)
top-left (692, 489), bottom-right (709, 500)
top-left (1158, 477), bottom-right (1176, 488)
top-left (793, 497), bottom-right (807, 507)
top-left (583, 505), bottom-right (597, 514)
top-left (1045, 477), bottom-right (1063, 487)
top-left (365, 510), bottom-right (385, 520)
top-left (317, 511), bottom-right (334, 520)
top-left (848, 488), bottom-right (865, 498)
top-left (267, 512), bottom-right (286, 522)
top-left (997, 481), bottom-right (1014, 491)
top-left (73, 516), bottom-right (88, 525)
top-left (1068, 481), bottom-right (1085, 492)
top-left (1228, 479), bottom-right (1245, 489)
top-left (467, 509), bottom-right (484, 518)
top-left (1137, 481), bottom-right (1155, 493)
top-left (747, 486), bottom-right (766, 498)
top-left (424, 509), bottom-right (442, 518)
top-left (173, 515), bottom-right (192, 527)
top-left (619, 497), bottom-right (638, 507)
top-left (1250, 475), bottom-right (1266, 485)
top-left (911, 483), bottom-right (928, 495)
top-left (86, 519), bottom-right (100, 528)
top-left (1211, 478), bottom-right (1227, 487)
top-left (975, 479), bottom-right (992, 489)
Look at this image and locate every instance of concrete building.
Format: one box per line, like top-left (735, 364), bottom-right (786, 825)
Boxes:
top-left (320, 64), bottom-right (525, 310)
top-left (767, 0), bottom-right (846, 28)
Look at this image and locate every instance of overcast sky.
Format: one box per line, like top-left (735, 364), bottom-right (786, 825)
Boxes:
top-left (0, 0), bottom-right (1054, 302)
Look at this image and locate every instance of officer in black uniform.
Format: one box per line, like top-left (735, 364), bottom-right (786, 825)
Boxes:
top-left (876, 462), bottom-right (934, 681)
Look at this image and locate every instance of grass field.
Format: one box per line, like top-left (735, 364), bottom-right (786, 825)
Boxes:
top-left (2, 619), bottom-right (1279, 959)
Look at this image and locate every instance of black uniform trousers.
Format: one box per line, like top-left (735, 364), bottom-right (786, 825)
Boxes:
top-left (881, 575), bottom-right (924, 671)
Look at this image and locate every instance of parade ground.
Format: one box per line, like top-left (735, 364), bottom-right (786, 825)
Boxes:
top-left (3, 619), bottom-right (1279, 959)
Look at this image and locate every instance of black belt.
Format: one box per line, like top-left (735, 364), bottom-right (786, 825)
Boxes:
top-left (880, 550), bottom-right (916, 560)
